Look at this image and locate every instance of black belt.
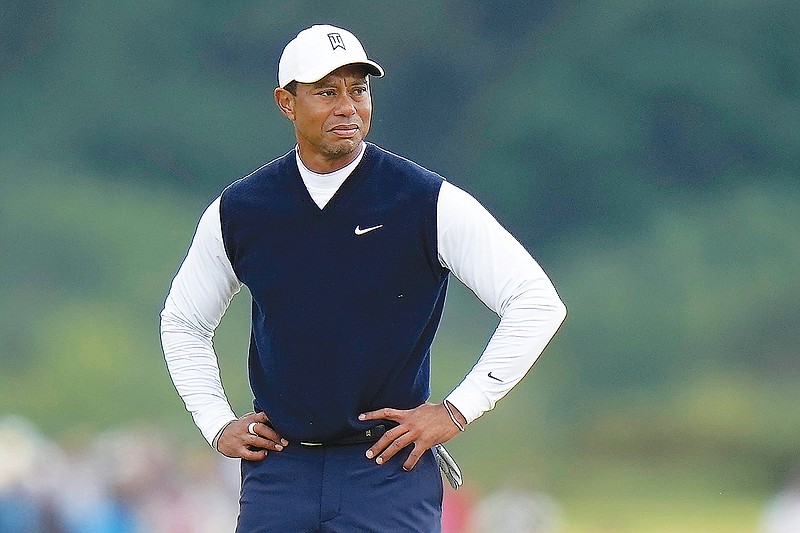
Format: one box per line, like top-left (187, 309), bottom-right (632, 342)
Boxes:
top-left (299, 424), bottom-right (388, 447)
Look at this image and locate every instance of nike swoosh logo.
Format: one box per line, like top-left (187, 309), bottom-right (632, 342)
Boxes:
top-left (354, 224), bottom-right (384, 235)
top-left (488, 372), bottom-right (503, 382)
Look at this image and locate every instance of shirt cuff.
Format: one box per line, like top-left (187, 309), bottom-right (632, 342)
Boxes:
top-left (197, 408), bottom-right (238, 447)
top-left (444, 378), bottom-right (494, 425)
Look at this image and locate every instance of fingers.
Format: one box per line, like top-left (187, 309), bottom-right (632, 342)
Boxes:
top-left (402, 444), bottom-right (424, 472)
top-left (365, 425), bottom-right (410, 464)
top-left (239, 446), bottom-right (269, 462)
top-left (246, 433), bottom-right (283, 452)
top-left (363, 402), bottom-right (464, 470)
top-left (363, 407), bottom-right (428, 470)
top-left (358, 407), bottom-right (402, 422)
top-left (248, 420), bottom-right (289, 450)
top-left (365, 428), bottom-right (427, 471)
top-left (217, 413), bottom-right (288, 460)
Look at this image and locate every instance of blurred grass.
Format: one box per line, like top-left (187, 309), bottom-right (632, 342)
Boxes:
top-left (558, 455), bottom-right (766, 532)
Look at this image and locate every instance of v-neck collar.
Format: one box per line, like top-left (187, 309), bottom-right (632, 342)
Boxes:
top-left (289, 143), bottom-right (377, 215)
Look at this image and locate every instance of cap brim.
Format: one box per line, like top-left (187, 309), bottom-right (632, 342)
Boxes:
top-left (294, 60), bottom-right (384, 84)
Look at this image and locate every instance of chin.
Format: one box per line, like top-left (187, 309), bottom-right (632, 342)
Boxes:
top-left (326, 138), bottom-right (362, 158)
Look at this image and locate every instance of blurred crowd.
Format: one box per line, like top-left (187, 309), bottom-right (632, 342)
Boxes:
top-left (5, 414), bottom-right (800, 532)
top-left (0, 416), bottom-right (240, 533)
top-left (0, 415), bottom-right (566, 533)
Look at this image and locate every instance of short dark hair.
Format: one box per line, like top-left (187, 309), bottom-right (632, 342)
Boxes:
top-left (283, 81), bottom-right (298, 95)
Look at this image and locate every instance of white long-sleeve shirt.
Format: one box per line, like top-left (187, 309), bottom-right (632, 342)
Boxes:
top-left (161, 145), bottom-right (566, 446)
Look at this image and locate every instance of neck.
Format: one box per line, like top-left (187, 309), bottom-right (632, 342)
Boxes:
top-left (297, 142), bottom-right (364, 174)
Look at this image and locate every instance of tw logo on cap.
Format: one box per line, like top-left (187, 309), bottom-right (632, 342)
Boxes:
top-left (328, 33), bottom-right (346, 50)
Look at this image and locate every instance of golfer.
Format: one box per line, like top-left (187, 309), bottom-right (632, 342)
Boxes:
top-left (161, 24), bottom-right (566, 532)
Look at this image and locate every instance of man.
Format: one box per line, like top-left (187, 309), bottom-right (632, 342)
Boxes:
top-left (161, 24), bottom-right (566, 532)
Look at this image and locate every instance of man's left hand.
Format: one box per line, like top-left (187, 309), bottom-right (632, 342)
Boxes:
top-left (358, 402), bottom-right (466, 471)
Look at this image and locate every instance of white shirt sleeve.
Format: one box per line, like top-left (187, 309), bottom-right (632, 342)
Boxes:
top-left (438, 182), bottom-right (567, 424)
top-left (160, 197), bottom-right (242, 446)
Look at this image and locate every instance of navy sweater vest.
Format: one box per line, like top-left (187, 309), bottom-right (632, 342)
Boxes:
top-left (220, 143), bottom-right (449, 442)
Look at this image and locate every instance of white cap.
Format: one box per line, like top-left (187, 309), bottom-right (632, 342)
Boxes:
top-left (278, 25), bottom-right (384, 88)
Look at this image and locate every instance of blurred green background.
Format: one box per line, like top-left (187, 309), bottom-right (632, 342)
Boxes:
top-left (2, 1), bottom-right (799, 531)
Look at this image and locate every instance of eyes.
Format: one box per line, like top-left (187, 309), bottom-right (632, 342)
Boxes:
top-left (314, 85), bottom-right (369, 99)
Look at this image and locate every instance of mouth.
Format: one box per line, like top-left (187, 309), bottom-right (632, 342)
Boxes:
top-left (329, 124), bottom-right (360, 138)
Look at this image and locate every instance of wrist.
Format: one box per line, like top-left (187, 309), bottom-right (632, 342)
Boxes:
top-left (212, 419), bottom-right (236, 451)
top-left (443, 400), bottom-right (466, 432)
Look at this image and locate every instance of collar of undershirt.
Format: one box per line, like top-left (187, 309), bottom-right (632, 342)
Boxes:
top-left (295, 142), bottom-right (367, 208)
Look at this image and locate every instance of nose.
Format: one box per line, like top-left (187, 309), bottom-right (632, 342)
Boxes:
top-left (333, 93), bottom-right (356, 117)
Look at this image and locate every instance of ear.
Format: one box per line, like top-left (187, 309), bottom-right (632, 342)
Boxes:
top-left (274, 87), bottom-right (296, 121)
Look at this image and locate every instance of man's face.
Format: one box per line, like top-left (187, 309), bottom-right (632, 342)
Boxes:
top-left (275, 64), bottom-right (372, 173)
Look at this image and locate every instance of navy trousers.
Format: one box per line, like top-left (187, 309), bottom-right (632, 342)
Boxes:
top-left (236, 442), bottom-right (442, 532)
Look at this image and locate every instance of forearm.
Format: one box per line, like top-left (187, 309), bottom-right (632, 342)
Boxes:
top-left (445, 282), bottom-right (566, 423)
top-left (437, 181), bottom-right (567, 424)
top-left (160, 196), bottom-right (242, 446)
top-left (161, 313), bottom-right (237, 445)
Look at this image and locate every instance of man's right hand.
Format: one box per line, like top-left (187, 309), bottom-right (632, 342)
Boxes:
top-left (216, 412), bottom-right (289, 461)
